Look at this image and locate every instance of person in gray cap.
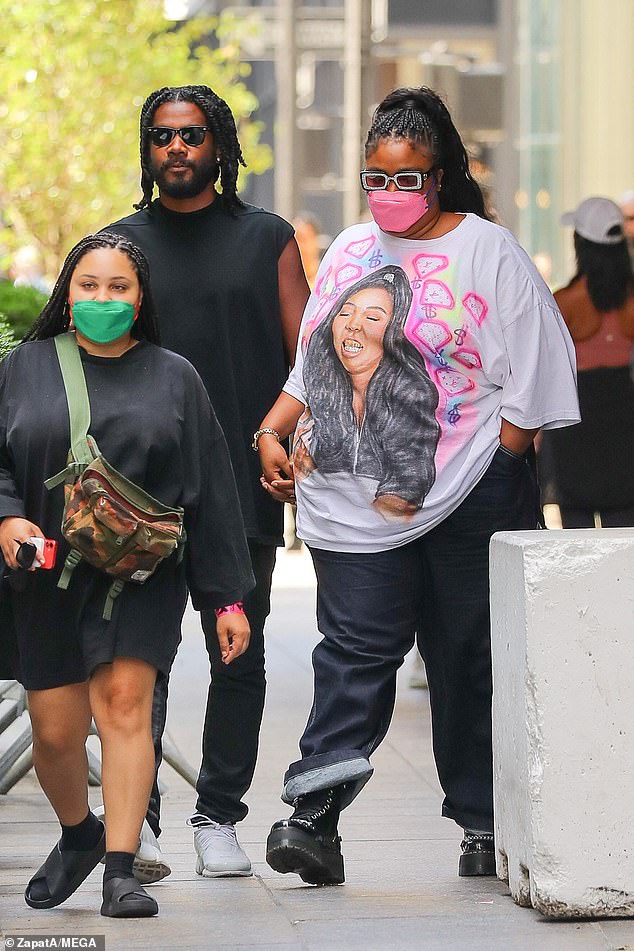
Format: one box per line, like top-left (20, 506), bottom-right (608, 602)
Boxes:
top-left (538, 197), bottom-right (634, 527)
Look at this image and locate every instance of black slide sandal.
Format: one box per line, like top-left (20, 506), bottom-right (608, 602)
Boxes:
top-left (101, 875), bottom-right (159, 918)
top-left (25, 824), bottom-right (106, 909)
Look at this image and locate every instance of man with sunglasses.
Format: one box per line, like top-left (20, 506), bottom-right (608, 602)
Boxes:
top-left (103, 85), bottom-right (309, 882)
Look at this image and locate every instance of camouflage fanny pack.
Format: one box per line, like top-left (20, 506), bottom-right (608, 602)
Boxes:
top-left (45, 333), bottom-right (185, 620)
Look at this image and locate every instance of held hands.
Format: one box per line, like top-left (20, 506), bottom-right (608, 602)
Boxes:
top-left (216, 612), bottom-right (251, 665)
top-left (0, 517), bottom-right (46, 570)
top-left (259, 435), bottom-right (296, 503)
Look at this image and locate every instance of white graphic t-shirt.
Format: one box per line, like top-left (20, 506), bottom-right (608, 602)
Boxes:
top-left (284, 214), bottom-right (580, 552)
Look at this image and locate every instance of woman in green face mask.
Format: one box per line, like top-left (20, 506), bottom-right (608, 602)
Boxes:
top-left (0, 233), bottom-right (254, 919)
top-left (66, 241), bottom-right (141, 352)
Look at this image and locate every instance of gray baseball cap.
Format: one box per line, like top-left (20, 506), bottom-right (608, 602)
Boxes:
top-left (561, 197), bottom-right (625, 245)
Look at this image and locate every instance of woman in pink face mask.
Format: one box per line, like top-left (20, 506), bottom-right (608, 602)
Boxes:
top-left (255, 87), bottom-right (579, 888)
top-left (360, 94), bottom-right (485, 240)
top-left (362, 139), bottom-right (445, 237)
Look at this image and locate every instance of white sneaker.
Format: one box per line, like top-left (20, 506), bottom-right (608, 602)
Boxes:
top-left (187, 814), bottom-right (252, 877)
top-left (94, 804), bottom-right (171, 885)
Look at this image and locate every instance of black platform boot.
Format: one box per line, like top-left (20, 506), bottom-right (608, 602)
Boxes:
top-left (266, 787), bottom-right (345, 885)
top-left (458, 831), bottom-right (496, 876)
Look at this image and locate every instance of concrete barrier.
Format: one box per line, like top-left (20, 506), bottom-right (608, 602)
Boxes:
top-left (490, 529), bottom-right (634, 918)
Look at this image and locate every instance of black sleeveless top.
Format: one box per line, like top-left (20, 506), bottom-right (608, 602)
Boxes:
top-left (106, 199), bottom-right (294, 545)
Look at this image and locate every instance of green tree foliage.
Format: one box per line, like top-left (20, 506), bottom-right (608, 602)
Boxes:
top-left (0, 0), bottom-right (271, 277)
top-left (0, 282), bottom-right (49, 339)
top-left (0, 315), bottom-right (18, 359)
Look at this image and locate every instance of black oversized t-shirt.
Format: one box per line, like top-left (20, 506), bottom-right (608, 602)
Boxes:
top-left (106, 199), bottom-right (294, 544)
top-left (0, 338), bottom-right (254, 687)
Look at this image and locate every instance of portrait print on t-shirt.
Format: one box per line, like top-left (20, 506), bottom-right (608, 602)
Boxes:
top-left (284, 216), bottom-right (579, 550)
top-left (295, 265), bottom-right (441, 519)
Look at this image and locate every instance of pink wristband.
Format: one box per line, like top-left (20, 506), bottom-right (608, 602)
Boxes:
top-left (215, 602), bottom-right (245, 619)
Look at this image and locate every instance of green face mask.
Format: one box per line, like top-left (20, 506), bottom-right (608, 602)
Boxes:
top-left (70, 299), bottom-right (137, 344)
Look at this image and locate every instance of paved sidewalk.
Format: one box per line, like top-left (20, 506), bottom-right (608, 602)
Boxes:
top-left (2, 548), bottom-right (634, 950)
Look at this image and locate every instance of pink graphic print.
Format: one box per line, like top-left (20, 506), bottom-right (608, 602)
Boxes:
top-left (315, 265), bottom-right (332, 298)
top-left (412, 254), bottom-right (449, 280)
top-left (414, 320), bottom-right (453, 353)
top-left (421, 280), bottom-right (455, 310)
top-left (344, 237), bottom-right (376, 259)
top-left (453, 349), bottom-right (483, 370)
top-left (302, 294), bottom-right (337, 351)
top-left (435, 368), bottom-right (475, 396)
top-left (462, 292), bottom-right (488, 326)
top-left (304, 237), bottom-right (494, 483)
top-left (335, 263), bottom-right (363, 285)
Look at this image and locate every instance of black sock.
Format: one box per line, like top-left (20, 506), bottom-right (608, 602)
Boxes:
top-left (59, 811), bottom-right (103, 852)
top-left (103, 851), bottom-right (135, 884)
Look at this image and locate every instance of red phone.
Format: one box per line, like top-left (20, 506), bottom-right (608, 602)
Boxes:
top-left (29, 537), bottom-right (58, 570)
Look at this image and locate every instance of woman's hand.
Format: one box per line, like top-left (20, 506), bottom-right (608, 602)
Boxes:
top-left (0, 517), bottom-right (46, 570)
top-left (256, 391), bottom-right (305, 503)
top-left (216, 612), bottom-right (251, 665)
top-left (259, 435), bottom-right (296, 503)
top-left (499, 419), bottom-right (539, 456)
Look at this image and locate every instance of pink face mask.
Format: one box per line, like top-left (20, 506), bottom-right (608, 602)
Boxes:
top-left (367, 185), bottom-right (436, 234)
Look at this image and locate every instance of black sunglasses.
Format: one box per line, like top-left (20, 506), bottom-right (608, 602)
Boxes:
top-left (147, 126), bottom-right (210, 148)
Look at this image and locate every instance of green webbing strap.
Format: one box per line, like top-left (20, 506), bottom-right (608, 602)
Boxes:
top-left (49, 334), bottom-right (128, 620)
top-left (45, 334), bottom-right (96, 489)
top-left (103, 579), bottom-right (125, 621)
top-left (44, 461), bottom-right (86, 490)
top-left (54, 333), bottom-right (94, 467)
top-left (57, 549), bottom-right (83, 590)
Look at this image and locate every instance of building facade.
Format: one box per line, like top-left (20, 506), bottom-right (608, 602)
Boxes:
top-left (176, 0), bottom-right (634, 286)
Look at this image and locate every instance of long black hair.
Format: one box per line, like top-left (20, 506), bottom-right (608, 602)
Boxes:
top-left (23, 233), bottom-right (161, 344)
top-left (365, 87), bottom-right (489, 219)
top-left (572, 232), bottom-right (634, 311)
top-left (303, 266), bottom-right (440, 508)
top-left (135, 85), bottom-right (246, 215)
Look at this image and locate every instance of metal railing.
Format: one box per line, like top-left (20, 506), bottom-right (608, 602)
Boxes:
top-left (0, 680), bottom-right (197, 794)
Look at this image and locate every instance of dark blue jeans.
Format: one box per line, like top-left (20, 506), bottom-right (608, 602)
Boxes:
top-left (148, 541), bottom-right (276, 834)
top-left (282, 446), bottom-right (540, 833)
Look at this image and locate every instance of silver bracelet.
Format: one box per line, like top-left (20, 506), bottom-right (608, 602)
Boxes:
top-left (252, 427), bottom-right (280, 452)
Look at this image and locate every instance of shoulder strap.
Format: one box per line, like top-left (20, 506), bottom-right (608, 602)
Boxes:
top-left (54, 333), bottom-right (94, 465)
top-left (44, 333), bottom-right (97, 490)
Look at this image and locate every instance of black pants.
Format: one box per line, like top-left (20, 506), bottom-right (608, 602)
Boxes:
top-left (281, 446), bottom-right (540, 834)
top-left (559, 506), bottom-right (634, 528)
top-left (147, 541), bottom-right (276, 834)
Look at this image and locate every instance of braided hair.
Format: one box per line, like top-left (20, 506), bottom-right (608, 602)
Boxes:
top-left (135, 85), bottom-right (246, 215)
top-left (24, 233), bottom-right (161, 344)
top-left (365, 87), bottom-right (489, 219)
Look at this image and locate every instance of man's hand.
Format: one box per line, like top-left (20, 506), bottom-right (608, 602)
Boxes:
top-left (216, 612), bottom-right (251, 665)
top-left (0, 517), bottom-right (46, 570)
top-left (259, 435), bottom-right (296, 503)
